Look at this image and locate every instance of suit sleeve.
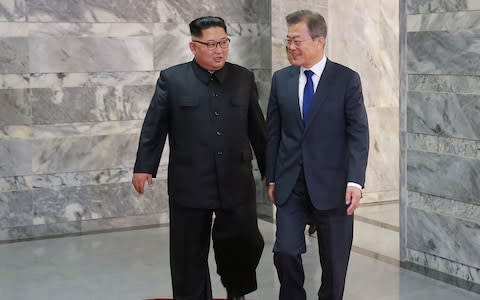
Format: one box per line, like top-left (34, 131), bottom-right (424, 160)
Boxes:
top-left (133, 71), bottom-right (169, 178)
top-left (345, 71), bottom-right (369, 187)
top-left (247, 71), bottom-right (267, 177)
top-left (265, 72), bottom-right (281, 184)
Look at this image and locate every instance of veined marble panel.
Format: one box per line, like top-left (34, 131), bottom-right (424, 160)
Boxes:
top-left (407, 91), bottom-right (480, 140)
top-left (154, 0), bottom-right (269, 23)
top-left (0, 0), bottom-right (26, 22)
top-left (407, 249), bottom-right (480, 284)
top-left (229, 31), bottom-right (271, 69)
top-left (329, 0), bottom-right (399, 109)
top-left (31, 120), bottom-right (142, 139)
top-left (153, 23), bottom-right (195, 70)
top-left (364, 107), bottom-right (400, 193)
top-left (32, 168), bottom-right (131, 189)
top-left (408, 11), bottom-right (480, 32)
top-left (407, 132), bottom-right (439, 152)
top-left (0, 126), bottom-right (31, 139)
top-left (407, 150), bottom-right (480, 205)
top-left (409, 74), bottom-right (480, 94)
top-left (409, 190), bottom-right (480, 224)
top-left (81, 212), bottom-right (169, 232)
top-left (33, 181), bottom-right (167, 224)
top-left (0, 38), bottom-right (28, 74)
top-left (0, 89), bottom-right (31, 126)
top-left (0, 23), bottom-right (28, 37)
top-left (32, 134), bottom-right (138, 174)
top-left (0, 139), bottom-right (32, 177)
top-left (407, 0), bottom-right (480, 14)
top-left (407, 207), bottom-right (480, 269)
top-left (407, 30), bottom-right (480, 75)
top-left (0, 74), bottom-right (29, 89)
top-left (0, 176), bottom-right (32, 193)
top-left (30, 85), bottom-right (153, 124)
top-left (29, 72), bottom-right (155, 89)
top-left (28, 0), bottom-right (154, 23)
top-left (29, 37), bottom-right (153, 73)
top-left (28, 23), bottom-right (154, 38)
top-left (0, 190), bottom-right (33, 228)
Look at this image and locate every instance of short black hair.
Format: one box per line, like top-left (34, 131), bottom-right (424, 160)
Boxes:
top-left (189, 16), bottom-right (227, 37)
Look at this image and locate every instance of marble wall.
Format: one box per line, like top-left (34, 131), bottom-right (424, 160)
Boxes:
top-left (401, 0), bottom-right (480, 285)
top-left (0, 0), bottom-right (271, 241)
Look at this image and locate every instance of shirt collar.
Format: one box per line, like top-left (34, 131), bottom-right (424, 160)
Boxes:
top-left (192, 59), bottom-right (227, 84)
top-left (300, 55), bottom-right (327, 77)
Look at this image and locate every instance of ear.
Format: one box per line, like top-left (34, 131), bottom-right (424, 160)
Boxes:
top-left (316, 36), bottom-right (325, 49)
top-left (189, 42), bottom-right (196, 55)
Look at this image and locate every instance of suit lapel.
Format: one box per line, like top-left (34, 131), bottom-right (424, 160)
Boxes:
top-left (305, 59), bottom-right (335, 133)
top-left (286, 66), bottom-right (304, 129)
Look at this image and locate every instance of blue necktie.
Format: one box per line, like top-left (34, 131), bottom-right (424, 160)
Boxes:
top-left (302, 70), bottom-right (314, 125)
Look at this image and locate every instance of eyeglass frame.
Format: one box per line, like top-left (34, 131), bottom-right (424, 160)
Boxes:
top-left (283, 36), bottom-right (320, 48)
top-left (192, 38), bottom-right (231, 50)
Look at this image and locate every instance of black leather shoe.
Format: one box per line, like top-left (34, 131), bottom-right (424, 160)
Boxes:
top-left (308, 224), bottom-right (316, 235)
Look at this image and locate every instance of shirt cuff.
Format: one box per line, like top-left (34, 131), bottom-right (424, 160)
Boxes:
top-left (347, 182), bottom-right (362, 190)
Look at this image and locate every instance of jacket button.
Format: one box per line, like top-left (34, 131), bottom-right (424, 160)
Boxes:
top-left (216, 131), bottom-right (222, 136)
top-left (217, 151), bottom-right (223, 156)
top-left (214, 111), bottom-right (220, 116)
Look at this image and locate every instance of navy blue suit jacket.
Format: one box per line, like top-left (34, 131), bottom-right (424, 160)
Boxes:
top-left (266, 59), bottom-right (369, 210)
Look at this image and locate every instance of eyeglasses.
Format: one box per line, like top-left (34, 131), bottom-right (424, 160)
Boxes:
top-left (193, 38), bottom-right (231, 50)
top-left (283, 38), bottom-right (314, 48)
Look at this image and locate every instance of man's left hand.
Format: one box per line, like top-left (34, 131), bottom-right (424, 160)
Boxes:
top-left (345, 186), bottom-right (362, 215)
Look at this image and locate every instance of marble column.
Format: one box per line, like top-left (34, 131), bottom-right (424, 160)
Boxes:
top-left (0, 0), bottom-right (271, 241)
top-left (401, 0), bottom-right (480, 285)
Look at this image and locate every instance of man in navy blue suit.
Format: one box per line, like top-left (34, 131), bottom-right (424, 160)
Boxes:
top-left (266, 10), bottom-right (369, 300)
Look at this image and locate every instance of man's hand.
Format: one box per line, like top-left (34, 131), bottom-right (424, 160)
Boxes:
top-left (132, 173), bottom-right (153, 194)
top-left (345, 186), bottom-right (362, 215)
top-left (267, 183), bottom-right (275, 204)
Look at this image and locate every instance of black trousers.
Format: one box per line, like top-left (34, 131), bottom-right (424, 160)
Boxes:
top-left (169, 199), bottom-right (264, 300)
top-left (273, 171), bottom-right (353, 300)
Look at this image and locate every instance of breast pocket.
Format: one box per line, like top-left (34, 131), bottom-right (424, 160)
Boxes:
top-left (178, 96), bottom-right (199, 108)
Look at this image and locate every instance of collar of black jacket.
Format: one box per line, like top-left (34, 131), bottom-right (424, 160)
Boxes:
top-left (192, 59), bottom-right (227, 84)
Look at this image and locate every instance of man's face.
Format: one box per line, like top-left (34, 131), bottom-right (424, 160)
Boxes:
top-left (286, 22), bottom-right (324, 68)
top-left (189, 26), bottom-right (229, 72)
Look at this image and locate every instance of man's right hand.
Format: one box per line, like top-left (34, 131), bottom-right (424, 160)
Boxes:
top-left (132, 173), bottom-right (153, 194)
top-left (267, 183), bottom-right (275, 204)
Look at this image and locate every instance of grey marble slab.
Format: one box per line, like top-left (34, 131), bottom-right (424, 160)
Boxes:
top-left (0, 89), bottom-right (31, 126)
top-left (32, 181), bottom-right (167, 224)
top-left (32, 168), bottom-right (131, 189)
top-left (32, 134), bottom-right (138, 174)
top-left (0, 0), bottom-right (26, 21)
top-left (408, 11), bottom-right (480, 32)
top-left (29, 37), bottom-right (153, 73)
top-left (30, 85), bottom-right (153, 125)
top-left (407, 248), bottom-right (480, 284)
top-left (407, 91), bottom-right (480, 140)
top-left (409, 74), bottom-right (480, 94)
top-left (407, 207), bottom-right (480, 269)
top-left (407, 132), bottom-right (439, 152)
top-left (29, 72), bottom-right (155, 89)
top-left (28, 0), bottom-right (154, 22)
top-left (0, 139), bottom-right (32, 177)
top-left (407, 150), bottom-right (480, 205)
top-left (28, 23), bottom-right (154, 38)
top-left (407, 0), bottom-right (480, 14)
top-left (0, 190), bottom-right (33, 228)
top-left (0, 38), bottom-right (28, 74)
top-left (31, 121), bottom-right (142, 139)
top-left (0, 74), bottom-right (29, 89)
top-left (153, 23), bottom-right (195, 70)
top-left (154, 0), bottom-right (269, 23)
top-left (0, 176), bottom-right (32, 193)
top-left (407, 30), bottom-right (480, 75)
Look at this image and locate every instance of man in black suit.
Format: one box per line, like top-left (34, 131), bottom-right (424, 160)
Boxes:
top-left (132, 16), bottom-right (266, 300)
top-left (266, 10), bottom-right (369, 300)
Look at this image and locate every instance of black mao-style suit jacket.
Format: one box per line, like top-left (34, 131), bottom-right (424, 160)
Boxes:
top-left (134, 60), bottom-right (266, 209)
